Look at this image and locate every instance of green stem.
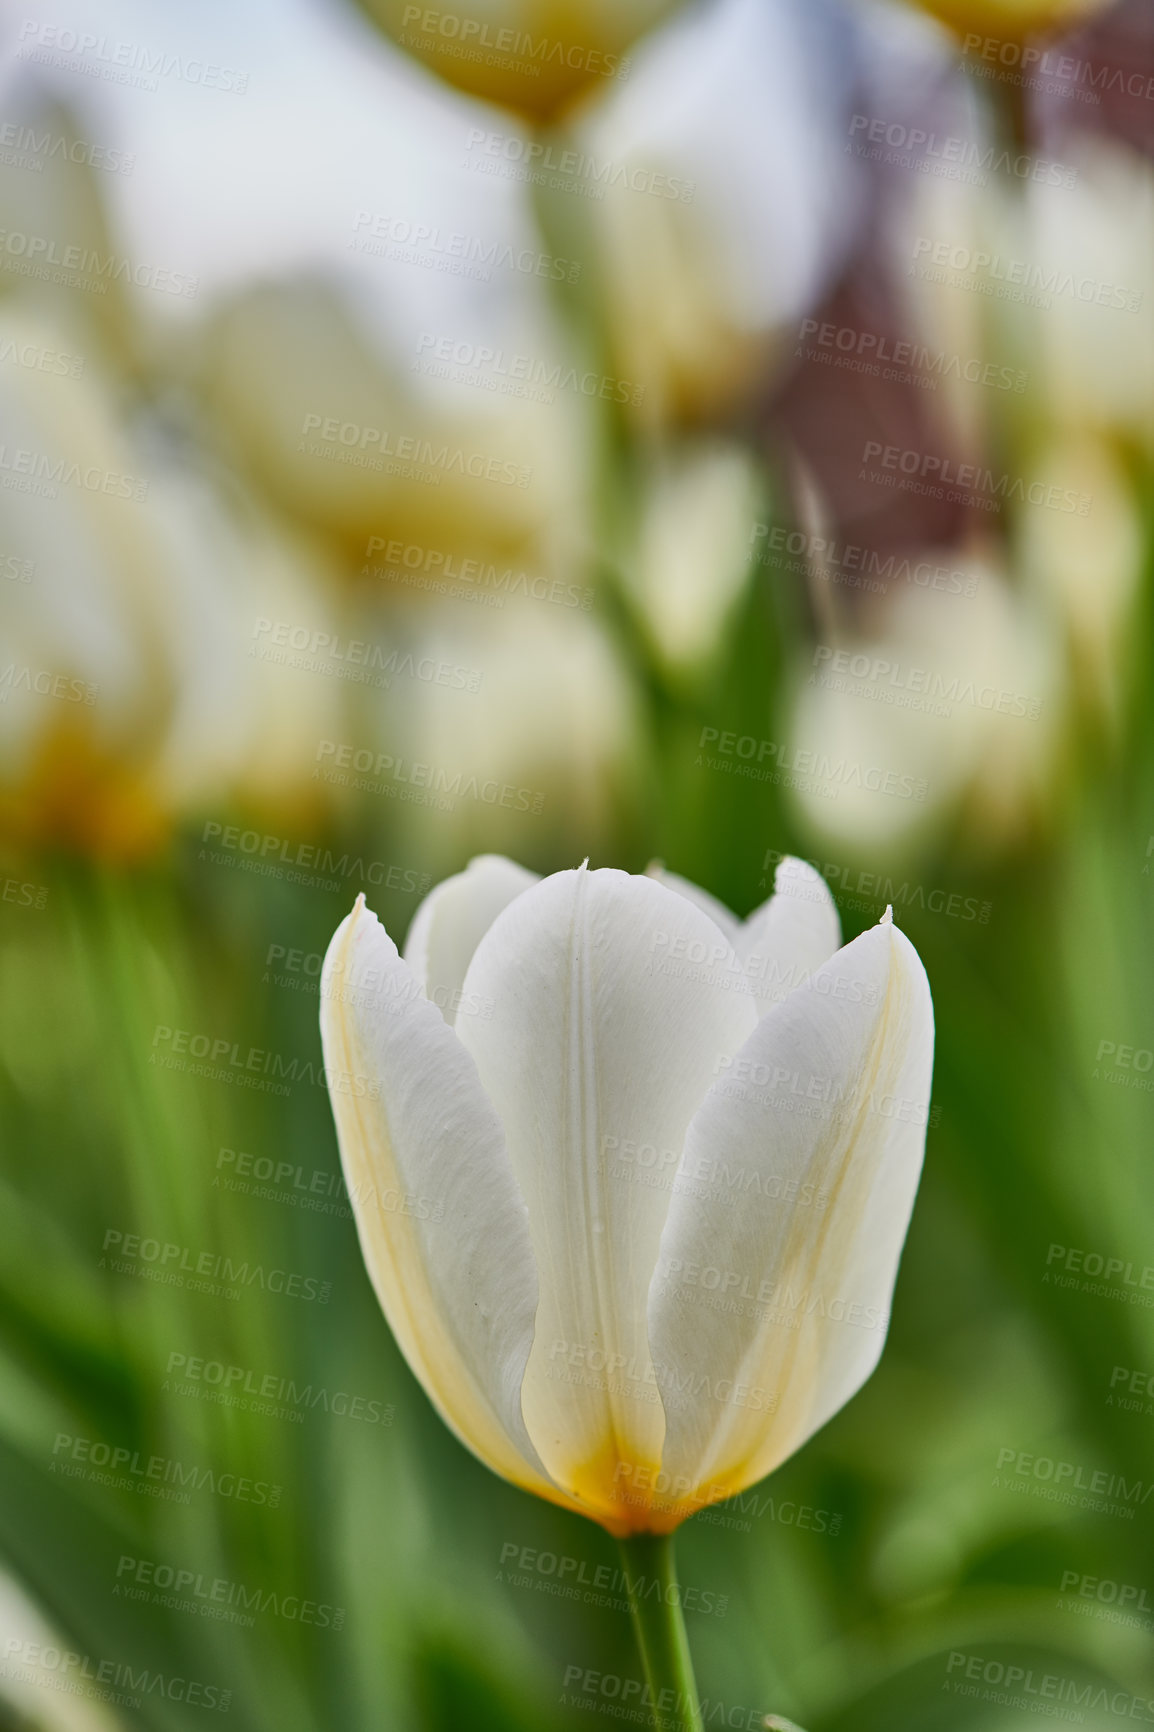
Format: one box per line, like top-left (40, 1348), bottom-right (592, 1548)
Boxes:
top-left (617, 1533), bottom-right (704, 1732)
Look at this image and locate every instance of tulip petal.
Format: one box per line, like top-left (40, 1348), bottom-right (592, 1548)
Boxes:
top-left (739, 856), bottom-right (842, 1017)
top-left (320, 896), bottom-right (575, 1512)
top-left (646, 857), bottom-right (840, 1017)
top-left (645, 864), bottom-right (742, 946)
top-left (648, 916), bottom-right (933, 1522)
top-left (403, 854), bottom-right (539, 1027)
top-left (456, 866), bottom-right (757, 1531)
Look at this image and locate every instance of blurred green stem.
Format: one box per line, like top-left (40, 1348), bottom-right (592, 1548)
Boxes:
top-left (617, 1533), bottom-right (704, 1732)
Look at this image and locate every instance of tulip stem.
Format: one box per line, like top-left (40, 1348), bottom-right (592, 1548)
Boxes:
top-left (617, 1533), bottom-right (705, 1732)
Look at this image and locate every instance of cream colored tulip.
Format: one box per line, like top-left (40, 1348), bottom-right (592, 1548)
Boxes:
top-left (361, 598), bottom-right (640, 869)
top-left (200, 279), bottom-right (587, 575)
top-left (0, 305), bottom-right (343, 853)
top-left (578, 0), bottom-right (856, 426)
top-left (0, 307), bottom-right (167, 855)
top-left (900, 133), bottom-right (1154, 453)
top-left (320, 854), bottom-right (933, 1532)
top-left (786, 554), bottom-right (1062, 856)
top-left (625, 442), bottom-right (762, 681)
top-left (139, 471), bottom-right (346, 830)
top-left (896, 154), bottom-right (1005, 461)
top-left (0, 79), bottom-right (128, 371)
top-left (1020, 137), bottom-right (1154, 450)
top-left (1018, 436), bottom-right (1144, 730)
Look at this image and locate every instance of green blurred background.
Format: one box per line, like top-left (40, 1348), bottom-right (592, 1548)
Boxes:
top-left (1, 0), bottom-right (1152, 1725)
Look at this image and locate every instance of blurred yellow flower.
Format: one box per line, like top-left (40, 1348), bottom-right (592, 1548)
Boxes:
top-left (909, 0), bottom-right (1110, 43)
top-left (353, 0), bottom-right (681, 120)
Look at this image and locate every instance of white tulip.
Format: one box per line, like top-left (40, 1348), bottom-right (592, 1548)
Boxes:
top-left (320, 853), bottom-right (933, 1533)
top-left (786, 556), bottom-right (1062, 856)
top-left (1023, 137), bottom-right (1154, 450)
top-left (900, 132), bottom-right (1154, 452)
top-left (0, 301), bottom-right (344, 852)
top-left (139, 467), bottom-right (347, 826)
top-left (1018, 435), bottom-right (1144, 731)
top-left (0, 77), bottom-right (126, 371)
top-left (626, 442), bottom-right (762, 681)
top-left (201, 278), bottom-right (588, 575)
top-left (579, 0), bottom-right (858, 425)
top-left (363, 600), bottom-right (640, 870)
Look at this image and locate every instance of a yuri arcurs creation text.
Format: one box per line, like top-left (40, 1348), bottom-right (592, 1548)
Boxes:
top-left (318, 854), bottom-right (934, 1727)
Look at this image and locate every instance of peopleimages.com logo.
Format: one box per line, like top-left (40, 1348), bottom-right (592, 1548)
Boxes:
top-left (115, 1553), bottom-right (346, 1630)
top-left (50, 1432), bottom-right (282, 1509)
top-left (945, 1649), bottom-right (1154, 1720)
top-left (1, 1638), bottom-right (230, 1715)
top-left (402, 8), bottom-right (630, 80)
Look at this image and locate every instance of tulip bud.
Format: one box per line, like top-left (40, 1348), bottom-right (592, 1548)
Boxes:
top-left (786, 556), bottom-right (1061, 858)
top-left (363, 600), bottom-right (640, 870)
top-left (625, 441), bottom-right (762, 682)
top-left (579, 0), bottom-right (855, 425)
top-left (0, 304), bottom-right (345, 855)
top-left (352, 0), bottom-right (681, 120)
top-left (200, 279), bottom-right (585, 570)
top-left (320, 857), bottom-right (933, 1532)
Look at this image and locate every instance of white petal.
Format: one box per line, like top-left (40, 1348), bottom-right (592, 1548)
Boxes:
top-left (648, 916), bottom-right (933, 1519)
top-left (629, 442), bottom-right (761, 673)
top-left (738, 856), bottom-right (842, 1017)
top-left (403, 854), bottom-right (539, 1027)
top-left (320, 897), bottom-right (575, 1512)
top-left (456, 866), bottom-right (757, 1530)
top-left (645, 863), bottom-right (742, 947)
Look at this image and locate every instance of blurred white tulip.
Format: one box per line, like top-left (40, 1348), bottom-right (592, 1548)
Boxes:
top-left (0, 306), bottom-right (344, 854)
top-left (626, 441), bottom-right (762, 681)
top-left (891, 110), bottom-right (1007, 460)
top-left (139, 468), bottom-right (346, 830)
top-left (0, 306), bottom-right (166, 854)
top-left (1018, 435), bottom-right (1144, 731)
top-left (786, 553), bottom-right (1062, 856)
top-left (578, 0), bottom-right (859, 424)
top-left (200, 278), bottom-right (589, 577)
top-left (899, 130), bottom-right (1154, 454)
top-left (0, 74), bottom-right (130, 371)
top-left (359, 597), bottom-right (640, 868)
top-left (1021, 136), bottom-right (1154, 450)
